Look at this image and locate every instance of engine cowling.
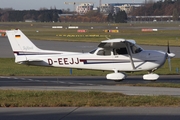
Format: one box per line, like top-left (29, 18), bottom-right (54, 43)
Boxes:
top-left (106, 72), bottom-right (126, 81)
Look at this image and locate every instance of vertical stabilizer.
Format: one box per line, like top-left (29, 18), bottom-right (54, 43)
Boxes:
top-left (6, 29), bottom-right (41, 62)
top-left (6, 29), bottom-right (40, 52)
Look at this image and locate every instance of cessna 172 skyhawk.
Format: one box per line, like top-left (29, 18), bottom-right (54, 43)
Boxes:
top-left (6, 29), bottom-right (175, 81)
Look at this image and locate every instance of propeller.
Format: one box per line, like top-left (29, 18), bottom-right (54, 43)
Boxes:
top-left (166, 41), bottom-right (175, 71)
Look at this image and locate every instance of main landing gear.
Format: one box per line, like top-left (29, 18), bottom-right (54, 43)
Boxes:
top-left (143, 69), bottom-right (159, 81)
top-left (106, 72), bottom-right (126, 81)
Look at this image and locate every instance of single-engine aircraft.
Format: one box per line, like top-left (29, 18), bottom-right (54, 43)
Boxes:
top-left (6, 29), bottom-right (175, 81)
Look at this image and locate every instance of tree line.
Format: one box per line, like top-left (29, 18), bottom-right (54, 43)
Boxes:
top-left (0, 8), bottom-right (62, 22)
top-left (0, 8), bottom-right (127, 23)
top-left (130, 0), bottom-right (180, 21)
top-left (60, 11), bottom-right (127, 23)
top-left (107, 11), bottom-right (127, 23)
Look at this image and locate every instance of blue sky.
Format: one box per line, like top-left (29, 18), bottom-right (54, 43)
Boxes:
top-left (0, 0), bottom-right (158, 10)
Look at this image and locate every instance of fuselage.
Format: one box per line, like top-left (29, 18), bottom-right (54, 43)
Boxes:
top-left (22, 49), bottom-right (167, 72)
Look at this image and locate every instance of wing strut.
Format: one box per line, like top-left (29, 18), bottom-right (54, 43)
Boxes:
top-left (125, 42), bottom-right (135, 70)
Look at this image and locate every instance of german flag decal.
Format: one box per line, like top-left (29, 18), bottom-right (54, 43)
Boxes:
top-left (15, 35), bottom-right (21, 38)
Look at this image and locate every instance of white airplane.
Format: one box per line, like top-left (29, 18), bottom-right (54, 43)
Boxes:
top-left (6, 29), bottom-right (175, 81)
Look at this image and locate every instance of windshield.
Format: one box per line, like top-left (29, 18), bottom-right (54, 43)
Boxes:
top-left (130, 44), bottom-right (143, 54)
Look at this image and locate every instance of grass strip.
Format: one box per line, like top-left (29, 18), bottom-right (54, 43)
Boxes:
top-left (0, 90), bottom-right (180, 107)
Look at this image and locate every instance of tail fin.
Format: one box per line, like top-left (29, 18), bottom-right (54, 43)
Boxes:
top-left (6, 29), bottom-right (40, 52)
top-left (6, 29), bottom-right (41, 62)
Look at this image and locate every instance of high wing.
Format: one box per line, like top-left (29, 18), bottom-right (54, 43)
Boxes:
top-left (98, 38), bottom-right (136, 48)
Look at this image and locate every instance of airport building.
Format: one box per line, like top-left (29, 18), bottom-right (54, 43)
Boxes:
top-left (118, 4), bottom-right (134, 14)
top-left (99, 3), bottom-right (142, 15)
top-left (76, 3), bottom-right (94, 14)
top-left (100, 4), bottom-right (114, 14)
top-left (74, 2), bottom-right (142, 15)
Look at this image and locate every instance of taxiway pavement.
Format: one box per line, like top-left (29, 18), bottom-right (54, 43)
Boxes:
top-left (1, 107), bottom-right (180, 120)
top-left (0, 75), bottom-right (180, 96)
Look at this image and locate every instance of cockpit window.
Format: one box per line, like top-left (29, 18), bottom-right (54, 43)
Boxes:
top-left (97, 49), bottom-right (111, 56)
top-left (131, 44), bottom-right (143, 54)
top-left (117, 48), bottom-right (127, 54)
top-left (114, 48), bottom-right (128, 55)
